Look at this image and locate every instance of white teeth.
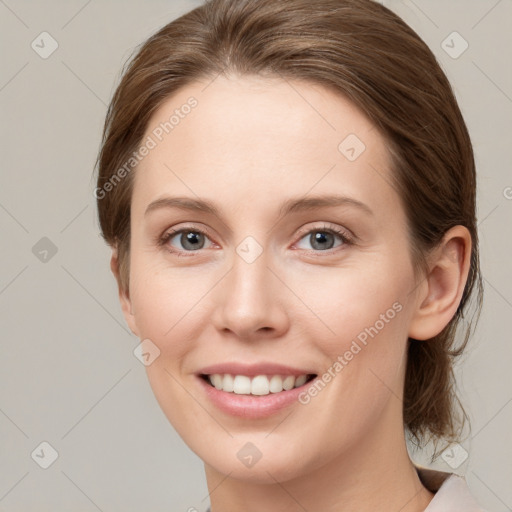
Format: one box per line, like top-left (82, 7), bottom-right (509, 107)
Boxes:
top-left (282, 375), bottom-right (295, 391)
top-left (269, 375), bottom-right (283, 393)
top-left (294, 374), bottom-right (307, 387)
top-left (206, 373), bottom-right (311, 395)
top-left (222, 374), bottom-right (234, 392)
top-left (251, 375), bottom-right (270, 395)
top-left (210, 374), bottom-right (223, 390)
top-left (233, 375), bottom-right (251, 394)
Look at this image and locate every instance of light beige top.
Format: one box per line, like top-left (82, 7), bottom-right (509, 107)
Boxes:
top-left (417, 465), bottom-right (487, 511)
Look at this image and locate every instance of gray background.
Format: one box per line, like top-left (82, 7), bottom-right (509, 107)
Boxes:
top-left (0, 0), bottom-right (511, 511)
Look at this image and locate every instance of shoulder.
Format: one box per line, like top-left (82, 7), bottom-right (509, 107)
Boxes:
top-left (415, 464), bottom-right (488, 512)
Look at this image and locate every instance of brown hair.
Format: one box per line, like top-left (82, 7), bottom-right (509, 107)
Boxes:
top-left (95, 0), bottom-right (483, 455)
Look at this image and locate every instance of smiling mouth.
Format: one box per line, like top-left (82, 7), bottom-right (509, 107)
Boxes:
top-left (200, 373), bottom-right (317, 396)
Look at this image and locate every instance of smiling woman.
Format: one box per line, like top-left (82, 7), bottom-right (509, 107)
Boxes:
top-left (95, 0), bottom-right (484, 511)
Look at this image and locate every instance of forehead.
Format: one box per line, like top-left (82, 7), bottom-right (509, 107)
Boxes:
top-left (132, 75), bottom-right (398, 220)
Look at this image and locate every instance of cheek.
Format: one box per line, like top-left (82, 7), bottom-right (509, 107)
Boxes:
top-left (128, 255), bottom-right (213, 350)
top-left (284, 255), bottom-right (412, 348)
top-left (290, 254), bottom-right (413, 420)
top-left (127, 262), bottom-right (212, 433)
top-left (292, 302), bottom-right (410, 471)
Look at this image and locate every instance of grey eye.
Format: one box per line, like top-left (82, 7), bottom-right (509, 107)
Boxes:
top-left (296, 230), bottom-right (344, 251)
top-left (168, 230), bottom-right (212, 251)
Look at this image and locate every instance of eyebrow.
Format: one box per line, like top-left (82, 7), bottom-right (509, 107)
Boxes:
top-left (278, 195), bottom-right (373, 217)
top-left (144, 194), bottom-right (373, 218)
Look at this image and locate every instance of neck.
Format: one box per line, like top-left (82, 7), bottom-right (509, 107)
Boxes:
top-left (204, 405), bottom-right (434, 512)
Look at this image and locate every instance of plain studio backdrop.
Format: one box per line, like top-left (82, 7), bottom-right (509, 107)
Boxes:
top-left (0, 1), bottom-right (511, 511)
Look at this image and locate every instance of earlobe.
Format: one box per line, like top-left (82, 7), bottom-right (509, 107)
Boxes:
top-left (110, 246), bottom-right (139, 337)
top-left (408, 226), bottom-right (471, 341)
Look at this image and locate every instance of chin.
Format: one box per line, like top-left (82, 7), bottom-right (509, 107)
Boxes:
top-left (208, 454), bottom-right (308, 484)
top-left (198, 436), bottom-right (317, 484)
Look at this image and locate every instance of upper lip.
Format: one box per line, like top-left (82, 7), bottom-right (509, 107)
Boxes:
top-left (198, 362), bottom-right (316, 377)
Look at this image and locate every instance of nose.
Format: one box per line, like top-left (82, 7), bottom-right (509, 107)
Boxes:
top-left (210, 246), bottom-right (290, 341)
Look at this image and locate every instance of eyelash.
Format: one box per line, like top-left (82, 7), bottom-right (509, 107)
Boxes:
top-left (157, 223), bottom-right (354, 257)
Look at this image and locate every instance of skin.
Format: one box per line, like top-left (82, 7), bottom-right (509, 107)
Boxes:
top-left (111, 74), bottom-right (471, 512)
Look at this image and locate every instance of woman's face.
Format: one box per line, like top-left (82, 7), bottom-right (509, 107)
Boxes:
top-left (121, 75), bottom-right (421, 482)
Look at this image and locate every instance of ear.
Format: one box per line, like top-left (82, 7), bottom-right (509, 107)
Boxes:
top-left (110, 246), bottom-right (140, 337)
top-left (408, 225), bottom-right (472, 340)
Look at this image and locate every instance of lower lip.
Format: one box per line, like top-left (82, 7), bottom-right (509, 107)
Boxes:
top-left (197, 376), bottom-right (314, 419)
